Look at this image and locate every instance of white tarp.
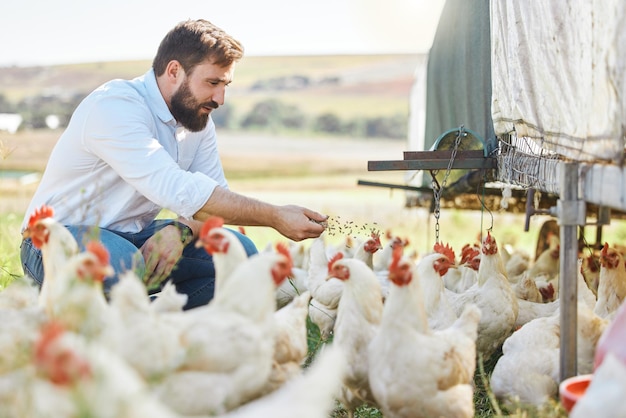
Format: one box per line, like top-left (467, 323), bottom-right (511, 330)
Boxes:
top-left (490, 0), bottom-right (626, 163)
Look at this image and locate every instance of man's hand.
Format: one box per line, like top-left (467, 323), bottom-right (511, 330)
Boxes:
top-left (273, 205), bottom-right (328, 241)
top-left (140, 225), bottom-right (186, 289)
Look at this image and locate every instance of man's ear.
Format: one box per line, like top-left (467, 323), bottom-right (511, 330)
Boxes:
top-left (165, 60), bottom-right (184, 85)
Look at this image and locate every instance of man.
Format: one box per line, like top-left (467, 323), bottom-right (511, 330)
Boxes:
top-left (20, 19), bottom-right (327, 309)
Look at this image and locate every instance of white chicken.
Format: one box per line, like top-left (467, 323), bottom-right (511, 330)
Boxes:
top-left (0, 307), bottom-right (47, 377)
top-left (527, 233), bottom-right (560, 281)
top-left (21, 204), bottom-right (79, 315)
top-left (503, 244), bottom-right (531, 280)
top-left (443, 243), bottom-right (479, 293)
top-left (580, 252), bottom-right (600, 296)
top-left (152, 245), bottom-right (294, 416)
top-left (525, 234), bottom-right (560, 302)
top-left (368, 244), bottom-right (481, 418)
top-left (514, 259), bottom-right (596, 328)
top-left (102, 270), bottom-right (188, 383)
top-left (328, 253), bottom-right (384, 417)
top-left (195, 215), bottom-right (248, 296)
top-left (275, 265), bottom-right (309, 309)
top-left (352, 231), bottom-right (383, 270)
top-left (217, 344), bottom-right (346, 418)
top-left (373, 232), bottom-right (409, 273)
top-left (49, 241), bottom-right (114, 340)
top-left (23, 320), bottom-right (179, 418)
top-left (150, 281), bottom-right (188, 313)
top-left (0, 276), bottom-right (47, 382)
top-left (307, 236), bottom-right (343, 340)
top-left (417, 245), bottom-right (458, 330)
top-left (372, 234), bottom-right (405, 302)
top-left (490, 302), bottom-right (607, 408)
top-left (594, 242), bottom-right (626, 319)
top-left (570, 352), bottom-right (626, 418)
top-left (262, 290), bottom-right (313, 395)
top-left (0, 275), bottom-right (40, 310)
top-left (512, 271), bottom-right (544, 303)
top-left (448, 230), bottom-right (518, 359)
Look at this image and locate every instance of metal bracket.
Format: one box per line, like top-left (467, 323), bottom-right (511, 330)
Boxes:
top-left (524, 188), bottom-right (556, 231)
top-left (556, 200), bottom-right (587, 226)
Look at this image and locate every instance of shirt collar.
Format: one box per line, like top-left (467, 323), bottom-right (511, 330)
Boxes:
top-left (143, 68), bottom-right (177, 127)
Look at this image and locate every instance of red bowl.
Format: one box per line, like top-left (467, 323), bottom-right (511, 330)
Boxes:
top-left (559, 374), bottom-right (592, 413)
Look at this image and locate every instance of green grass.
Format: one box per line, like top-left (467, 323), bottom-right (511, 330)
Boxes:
top-left (0, 212), bottom-right (24, 288)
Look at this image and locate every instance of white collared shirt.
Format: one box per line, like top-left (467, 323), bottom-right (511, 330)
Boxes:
top-left (21, 69), bottom-right (227, 233)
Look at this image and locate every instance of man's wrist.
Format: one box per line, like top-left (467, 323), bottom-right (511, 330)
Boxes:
top-left (172, 222), bottom-right (194, 245)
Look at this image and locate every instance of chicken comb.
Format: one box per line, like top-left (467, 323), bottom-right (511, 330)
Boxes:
top-left (371, 231), bottom-right (382, 244)
top-left (460, 243), bottom-right (475, 256)
top-left (35, 321), bottom-right (66, 361)
top-left (461, 247), bottom-right (480, 264)
top-left (389, 242), bottom-right (404, 271)
top-left (199, 216), bottom-right (225, 238)
top-left (27, 205), bottom-right (55, 229)
top-left (601, 242), bottom-right (609, 256)
top-left (328, 252), bottom-right (344, 272)
top-left (86, 241), bottom-right (110, 266)
top-left (275, 241), bottom-right (291, 260)
top-left (433, 242), bottom-right (455, 262)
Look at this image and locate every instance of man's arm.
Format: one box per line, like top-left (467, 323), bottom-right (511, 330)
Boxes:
top-left (193, 186), bottom-right (327, 241)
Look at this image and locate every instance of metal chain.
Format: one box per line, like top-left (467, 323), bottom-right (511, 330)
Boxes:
top-left (431, 125), bottom-right (466, 243)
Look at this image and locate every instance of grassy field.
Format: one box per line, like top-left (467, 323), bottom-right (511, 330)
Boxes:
top-left (0, 54), bottom-right (420, 121)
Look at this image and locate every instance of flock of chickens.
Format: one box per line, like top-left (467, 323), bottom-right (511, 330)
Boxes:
top-left (2, 205), bottom-right (626, 417)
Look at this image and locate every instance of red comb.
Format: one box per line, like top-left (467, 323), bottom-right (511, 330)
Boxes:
top-left (199, 216), bottom-right (225, 238)
top-left (35, 321), bottom-right (65, 361)
top-left (328, 252), bottom-right (344, 272)
top-left (434, 242), bottom-right (456, 262)
top-left (28, 205), bottom-right (55, 229)
top-left (461, 247), bottom-right (480, 264)
top-left (275, 242), bottom-right (290, 258)
top-left (86, 241), bottom-right (110, 266)
top-left (389, 242), bottom-right (404, 271)
top-left (601, 242), bottom-right (609, 256)
top-left (275, 242), bottom-right (293, 270)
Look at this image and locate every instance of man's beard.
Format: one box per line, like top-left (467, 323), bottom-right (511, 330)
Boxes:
top-left (170, 80), bottom-right (218, 132)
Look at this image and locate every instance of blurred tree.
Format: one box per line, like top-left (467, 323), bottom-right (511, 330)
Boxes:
top-left (314, 112), bottom-right (343, 134)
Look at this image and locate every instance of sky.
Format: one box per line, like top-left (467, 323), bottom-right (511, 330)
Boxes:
top-left (0, 0), bottom-right (445, 67)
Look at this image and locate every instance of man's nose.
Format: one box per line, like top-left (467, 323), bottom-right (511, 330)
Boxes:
top-left (213, 86), bottom-right (226, 106)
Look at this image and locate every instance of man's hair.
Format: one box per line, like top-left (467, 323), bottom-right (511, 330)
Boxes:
top-left (152, 19), bottom-right (244, 76)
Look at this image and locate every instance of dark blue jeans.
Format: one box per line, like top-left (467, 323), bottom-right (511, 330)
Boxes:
top-left (20, 219), bottom-right (258, 310)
